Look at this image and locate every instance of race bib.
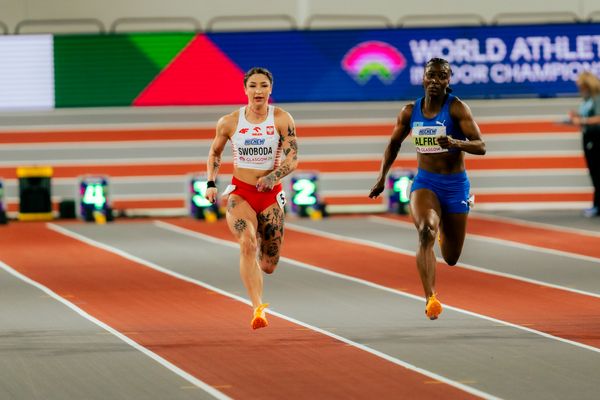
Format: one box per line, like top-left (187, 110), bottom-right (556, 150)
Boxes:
top-left (276, 190), bottom-right (287, 210)
top-left (221, 184), bottom-right (236, 197)
top-left (412, 126), bottom-right (448, 154)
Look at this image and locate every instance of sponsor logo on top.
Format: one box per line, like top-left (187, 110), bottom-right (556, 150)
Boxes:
top-left (418, 128), bottom-right (439, 135)
top-left (244, 138), bottom-right (266, 145)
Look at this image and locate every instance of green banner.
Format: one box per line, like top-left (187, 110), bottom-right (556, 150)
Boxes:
top-left (54, 33), bottom-right (194, 107)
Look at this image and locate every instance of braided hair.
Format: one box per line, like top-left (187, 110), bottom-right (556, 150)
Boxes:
top-left (425, 58), bottom-right (453, 93)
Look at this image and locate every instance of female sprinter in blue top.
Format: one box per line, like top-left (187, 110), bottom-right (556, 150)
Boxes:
top-left (205, 67), bottom-right (298, 329)
top-left (369, 58), bottom-right (486, 320)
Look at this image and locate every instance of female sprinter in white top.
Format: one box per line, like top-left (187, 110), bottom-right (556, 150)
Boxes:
top-left (205, 67), bottom-right (298, 329)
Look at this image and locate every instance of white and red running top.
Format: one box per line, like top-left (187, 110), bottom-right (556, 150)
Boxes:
top-left (231, 106), bottom-right (282, 170)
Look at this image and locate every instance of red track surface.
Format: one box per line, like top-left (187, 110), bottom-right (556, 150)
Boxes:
top-left (0, 222), bottom-right (477, 400)
top-left (382, 214), bottom-right (600, 259)
top-left (0, 128), bottom-right (210, 144)
top-left (0, 119), bottom-right (588, 212)
top-left (6, 191), bottom-right (592, 213)
top-left (0, 156), bottom-right (586, 180)
top-left (5, 199), bottom-right (187, 213)
top-left (164, 219), bottom-right (600, 349)
top-left (324, 192), bottom-right (592, 206)
top-left (0, 120), bottom-right (577, 144)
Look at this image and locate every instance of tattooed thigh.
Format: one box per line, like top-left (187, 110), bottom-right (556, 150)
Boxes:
top-left (257, 205), bottom-right (285, 261)
top-left (233, 218), bottom-right (248, 234)
top-left (227, 196), bottom-right (238, 213)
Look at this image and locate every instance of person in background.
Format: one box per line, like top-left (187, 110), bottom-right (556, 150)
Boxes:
top-left (569, 71), bottom-right (600, 218)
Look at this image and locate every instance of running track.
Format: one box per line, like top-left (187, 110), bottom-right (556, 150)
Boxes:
top-left (0, 119), bottom-right (592, 213)
top-left (0, 212), bottom-right (599, 399)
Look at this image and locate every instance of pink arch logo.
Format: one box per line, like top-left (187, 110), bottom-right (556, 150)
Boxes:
top-left (342, 41), bottom-right (407, 84)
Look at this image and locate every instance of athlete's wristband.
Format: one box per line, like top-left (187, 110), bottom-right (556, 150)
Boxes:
top-left (206, 180), bottom-right (216, 188)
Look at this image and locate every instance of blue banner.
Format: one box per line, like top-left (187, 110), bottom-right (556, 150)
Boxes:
top-left (209, 23), bottom-right (600, 102)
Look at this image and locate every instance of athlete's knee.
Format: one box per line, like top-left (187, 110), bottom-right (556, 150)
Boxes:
top-left (259, 248), bottom-right (280, 273)
top-left (239, 236), bottom-right (258, 257)
top-left (442, 243), bottom-right (462, 265)
top-left (260, 259), bottom-right (278, 274)
top-left (440, 236), bottom-right (464, 266)
top-left (417, 222), bottom-right (437, 246)
top-left (443, 253), bottom-right (460, 266)
top-left (258, 239), bottom-right (281, 274)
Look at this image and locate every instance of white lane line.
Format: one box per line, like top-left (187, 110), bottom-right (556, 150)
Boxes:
top-left (470, 212), bottom-right (600, 238)
top-left (482, 133), bottom-right (577, 141)
top-left (0, 157), bottom-right (211, 166)
top-left (0, 136), bottom-right (388, 147)
top-left (0, 169), bottom-right (590, 187)
top-left (472, 187), bottom-right (592, 194)
top-left (474, 202), bottom-right (590, 211)
top-left (467, 169), bottom-right (588, 176)
top-left (0, 133), bottom-right (577, 150)
top-left (5, 194), bottom-right (183, 204)
top-left (46, 222), bottom-right (501, 400)
top-left (0, 259), bottom-right (231, 400)
top-left (477, 150), bottom-right (581, 156)
top-left (3, 175), bottom-right (190, 185)
top-left (287, 219), bottom-right (600, 300)
top-left (0, 140), bottom-right (213, 150)
top-left (0, 147), bottom-right (584, 167)
top-left (154, 220), bottom-right (600, 356)
top-left (318, 187), bottom-right (593, 197)
top-left (0, 153), bottom-right (400, 167)
top-left (370, 215), bottom-right (600, 265)
top-left (0, 122), bottom-right (217, 132)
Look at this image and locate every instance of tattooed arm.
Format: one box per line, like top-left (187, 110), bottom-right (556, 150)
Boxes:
top-left (205, 114), bottom-right (234, 203)
top-left (256, 110), bottom-right (299, 192)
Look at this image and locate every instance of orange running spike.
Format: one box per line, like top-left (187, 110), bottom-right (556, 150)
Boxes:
top-left (425, 294), bottom-right (443, 320)
top-left (251, 303), bottom-right (269, 330)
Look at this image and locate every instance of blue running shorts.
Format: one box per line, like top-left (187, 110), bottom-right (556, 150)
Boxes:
top-left (410, 168), bottom-right (471, 214)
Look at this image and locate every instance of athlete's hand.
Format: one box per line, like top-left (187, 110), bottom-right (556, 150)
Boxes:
top-left (205, 187), bottom-right (218, 204)
top-left (568, 112), bottom-right (585, 126)
top-left (256, 174), bottom-right (276, 192)
top-left (369, 179), bottom-right (385, 199)
top-left (568, 110), bottom-right (578, 123)
top-left (438, 135), bottom-right (458, 149)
